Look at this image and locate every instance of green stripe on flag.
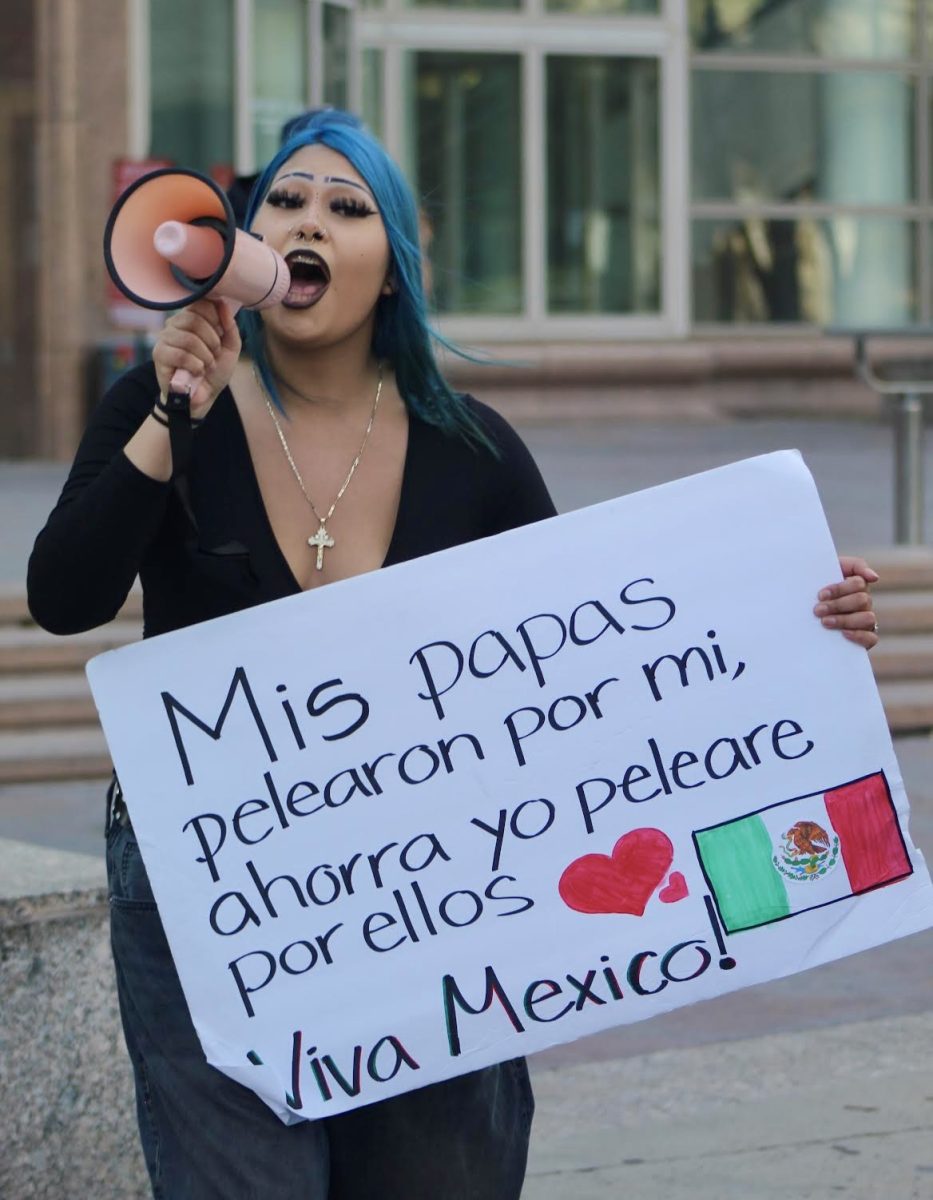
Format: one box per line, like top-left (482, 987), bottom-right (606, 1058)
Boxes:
top-left (696, 813), bottom-right (791, 932)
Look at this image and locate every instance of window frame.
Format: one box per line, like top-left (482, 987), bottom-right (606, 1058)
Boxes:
top-left (362, 2), bottom-right (688, 340)
top-left (689, 2), bottom-right (933, 332)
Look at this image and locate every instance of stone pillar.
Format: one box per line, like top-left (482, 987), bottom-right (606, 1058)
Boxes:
top-left (36, 0), bottom-right (130, 460)
top-left (0, 1), bottom-right (39, 458)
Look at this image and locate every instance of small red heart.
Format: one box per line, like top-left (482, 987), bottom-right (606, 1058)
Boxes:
top-left (559, 828), bottom-right (673, 916)
top-left (659, 871), bottom-right (689, 904)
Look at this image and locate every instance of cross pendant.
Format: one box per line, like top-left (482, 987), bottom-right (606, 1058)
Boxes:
top-left (308, 522), bottom-right (335, 570)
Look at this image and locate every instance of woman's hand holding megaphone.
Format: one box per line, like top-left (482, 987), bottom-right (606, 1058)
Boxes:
top-left (124, 298), bottom-right (240, 485)
top-left (152, 298), bottom-right (241, 417)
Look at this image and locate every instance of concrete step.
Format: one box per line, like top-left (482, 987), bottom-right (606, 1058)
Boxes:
top-left (871, 590), bottom-right (933, 633)
top-left (870, 634), bottom-right (933, 680)
top-left (855, 547), bottom-right (933, 592)
top-left (0, 587), bottom-right (39, 626)
top-left (877, 679), bottom-right (933, 734)
top-left (0, 674), bottom-right (97, 729)
top-left (0, 727), bottom-right (111, 784)
top-left (0, 623), bottom-right (141, 673)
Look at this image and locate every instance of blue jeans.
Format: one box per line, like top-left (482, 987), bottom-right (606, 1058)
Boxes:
top-left (106, 815), bottom-right (534, 1200)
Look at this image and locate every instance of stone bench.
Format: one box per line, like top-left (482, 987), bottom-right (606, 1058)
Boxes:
top-left (0, 840), bottom-right (148, 1199)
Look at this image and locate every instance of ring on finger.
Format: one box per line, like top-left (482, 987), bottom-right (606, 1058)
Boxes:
top-left (872, 621), bottom-right (879, 635)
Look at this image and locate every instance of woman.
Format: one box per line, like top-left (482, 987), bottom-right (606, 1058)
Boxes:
top-left (27, 111), bottom-right (879, 1199)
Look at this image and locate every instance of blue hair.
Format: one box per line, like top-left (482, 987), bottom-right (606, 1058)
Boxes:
top-left (239, 109), bottom-right (491, 449)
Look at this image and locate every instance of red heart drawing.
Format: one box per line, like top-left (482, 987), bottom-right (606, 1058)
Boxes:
top-left (559, 828), bottom-right (674, 916)
top-left (659, 871), bottom-right (689, 904)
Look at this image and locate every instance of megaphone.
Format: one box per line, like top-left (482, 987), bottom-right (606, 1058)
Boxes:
top-left (104, 168), bottom-right (290, 398)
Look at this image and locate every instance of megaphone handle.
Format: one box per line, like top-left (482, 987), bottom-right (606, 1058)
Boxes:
top-left (161, 378), bottom-right (197, 528)
top-left (167, 299), bottom-right (241, 402)
top-left (169, 367), bottom-right (201, 401)
top-left (165, 299), bottom-right (242, 402)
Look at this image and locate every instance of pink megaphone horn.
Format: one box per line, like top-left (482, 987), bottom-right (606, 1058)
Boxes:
top-left (104, 167), bottom-right (290, 400)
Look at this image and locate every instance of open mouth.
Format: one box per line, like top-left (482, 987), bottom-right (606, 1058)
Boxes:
top-left (283, 250), bottom-right (331, 309)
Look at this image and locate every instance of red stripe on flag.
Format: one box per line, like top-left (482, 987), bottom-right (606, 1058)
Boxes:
top-left (824, 773), bottom-right (911, 894)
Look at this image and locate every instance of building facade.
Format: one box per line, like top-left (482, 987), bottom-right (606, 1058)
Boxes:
top-left (1, 0), bottom-right (930, 457)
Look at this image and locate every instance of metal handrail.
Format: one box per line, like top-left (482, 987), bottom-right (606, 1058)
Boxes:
top-left (851, 330), bottom-right (933, 396)
top-left (832, 328), bottom-right (933, 546)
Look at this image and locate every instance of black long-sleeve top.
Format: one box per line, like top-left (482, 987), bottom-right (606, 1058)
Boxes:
top-left (27, 364), bottom-right (557, 638)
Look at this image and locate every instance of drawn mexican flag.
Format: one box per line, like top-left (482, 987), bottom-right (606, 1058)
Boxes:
top-left (693, 772), bottom-right (912, 934)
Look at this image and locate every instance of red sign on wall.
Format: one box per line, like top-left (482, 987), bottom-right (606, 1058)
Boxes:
top-left (106, 157), bottom-right (174, 329)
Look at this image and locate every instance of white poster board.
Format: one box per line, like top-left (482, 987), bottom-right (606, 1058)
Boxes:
top-left (87, 451), bottom-right (933, 1122)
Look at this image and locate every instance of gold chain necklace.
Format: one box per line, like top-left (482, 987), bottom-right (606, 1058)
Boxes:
top-left (254, 363), bottom-right (383, 571)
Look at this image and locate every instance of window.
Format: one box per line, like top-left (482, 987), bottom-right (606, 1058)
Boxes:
top-left (690, 0), bottom-right (929, 327)
top-left (547, 55), bottom-right (660, 314)
top-left (689, 0), bottom-right (916, 61)
top-left (547, 0), bottom-right (658, 14)
top-left (362, 48), bottom-right (384, 139)
top-left (150, 0), bottom-right (235, 176)
top-left (409, 52), bottom-right (523, 314)
top-left (691, 70), bottom-right (916, 207)
top-left (253, 0), bottom-right (309, 165)
top-left (406, 0), bottom-right (520, 10)
top-left (693, 217), bottom-right (917, 326)
top-left (324, 4), bottom-right (352, 110)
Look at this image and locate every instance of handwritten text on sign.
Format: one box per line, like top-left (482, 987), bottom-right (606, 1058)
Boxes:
top-left (87, 452), bottom-right (933, 1123)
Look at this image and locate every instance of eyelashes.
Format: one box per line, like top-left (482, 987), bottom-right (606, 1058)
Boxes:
top-left (265, 188), bottom-right (377, 218)
top-left (331, 196), bottom-right (377, 218)
top-left (265, 188), bottom-right (304, 210)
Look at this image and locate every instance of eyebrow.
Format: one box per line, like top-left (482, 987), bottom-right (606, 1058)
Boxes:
top-left (273, 171), bottom-right (375, 199)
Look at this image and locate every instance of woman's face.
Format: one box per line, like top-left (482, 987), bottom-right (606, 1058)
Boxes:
top-left (250, 143), bottom-right (392, 350)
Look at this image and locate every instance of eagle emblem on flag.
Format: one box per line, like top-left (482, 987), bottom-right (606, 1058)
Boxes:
top-left (773, 820), bottom-right (840, 883)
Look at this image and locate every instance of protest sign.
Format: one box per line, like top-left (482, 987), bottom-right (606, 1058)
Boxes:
top-left (87, 451), bottom-right (933, 1123)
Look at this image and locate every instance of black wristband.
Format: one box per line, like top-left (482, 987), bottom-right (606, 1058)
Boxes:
top-left (150, 408), bottom-right (170, 428)
top-left (155, 391), bottom-right (204, 427)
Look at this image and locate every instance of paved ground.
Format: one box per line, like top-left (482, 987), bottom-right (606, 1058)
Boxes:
top-left (524, 1010), bottom-right (933, 1199)
top-left (4, 414), bottom-right (933, 1197)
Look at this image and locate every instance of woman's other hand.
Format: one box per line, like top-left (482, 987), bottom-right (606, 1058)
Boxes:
top-left (152, 298), bottom-right (241, 417)
top-left (814, 556), bottom-right (880, 650)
